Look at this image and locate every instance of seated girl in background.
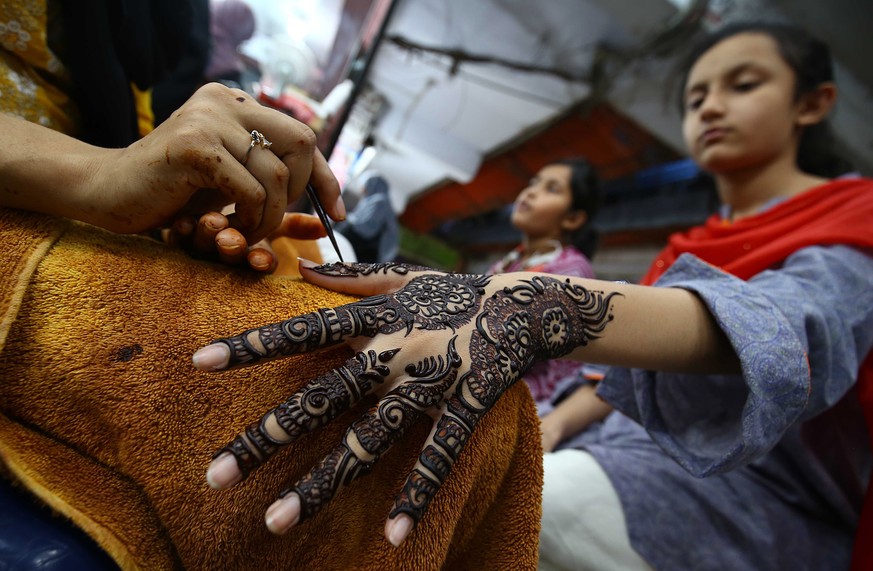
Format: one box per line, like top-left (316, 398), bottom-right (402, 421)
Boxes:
top-left (489, 158), bottom-right (602, 410)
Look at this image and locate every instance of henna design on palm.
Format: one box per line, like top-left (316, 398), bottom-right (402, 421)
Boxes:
top-left (210, 263), bottom-right (621, 530)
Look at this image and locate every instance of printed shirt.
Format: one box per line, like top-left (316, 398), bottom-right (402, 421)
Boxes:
top-left (0, 0), bottom-right (78, 134)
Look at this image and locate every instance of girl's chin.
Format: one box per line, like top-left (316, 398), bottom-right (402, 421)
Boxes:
top-left (695, 151), bottom-right (752, 174)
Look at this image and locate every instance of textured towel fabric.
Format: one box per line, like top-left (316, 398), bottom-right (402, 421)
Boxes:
top-left (0, 208), bottom-right (542, 570)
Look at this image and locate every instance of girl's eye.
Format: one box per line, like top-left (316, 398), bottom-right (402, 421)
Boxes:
top-left (685, 96), bottom-right (704, 111)
top-left (546, 182), bottom-right (561, 193)
top-left (734, 80), bottom-right (760, 92)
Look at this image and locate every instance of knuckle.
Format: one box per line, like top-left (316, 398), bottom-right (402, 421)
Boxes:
top-left (196, 81), bottom-right (229, 100)
top-left (228, 86), bottom-right (250, 101)
top-left (273, 161), bottom-right (291, 184)
top-left (247, 184), bottom-right (266, 205)
top-left (293, 126), bottom-right (318, 153)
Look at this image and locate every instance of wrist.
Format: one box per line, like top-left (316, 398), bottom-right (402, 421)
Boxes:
top-left (540, 414), bottom-right (568, 443)
top-left (0, 114), bottom-right (117, 228)
top-left (74, 147), bottom-right (130, 231)
top-left (507, 273), bottom-right (622, 362)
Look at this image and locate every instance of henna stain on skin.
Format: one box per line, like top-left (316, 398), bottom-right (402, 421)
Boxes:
top-left (180, 148), bottom-right (216, 177)
top-left (107, 211), bottom-right (135, 228)
top-left (112, 344), bottom-right (143, 362)
top-left (165, 147), bottom-right (171, 165)
top-left (236, 97), bottom-right (246, 103)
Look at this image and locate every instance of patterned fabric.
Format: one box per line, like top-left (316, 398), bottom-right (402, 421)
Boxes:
top-left (590, 246), bottom-right (873, 570)
top-left (489, 245), bottom-right (595, 405)
top-left (635, 176), bottom-right (873, 570)
top-left (0, 0), bottom-right (78, 134)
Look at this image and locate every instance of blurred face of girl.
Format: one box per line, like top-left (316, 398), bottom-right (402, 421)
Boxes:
top-left (682, 33), bottom-right (804, 174)
top-left (511, 164), bottom-right (580, 240)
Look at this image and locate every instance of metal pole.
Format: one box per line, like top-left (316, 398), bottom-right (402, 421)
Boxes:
top-left (322, 0), bottom-right (400, 159)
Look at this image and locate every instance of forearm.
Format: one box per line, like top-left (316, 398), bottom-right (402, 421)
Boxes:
top-left (541, 383), bottom-right (613, 445)
top-left (544, 273), bottom-right (741, 375)
top-left (0, 112), bottom-right (115, 225)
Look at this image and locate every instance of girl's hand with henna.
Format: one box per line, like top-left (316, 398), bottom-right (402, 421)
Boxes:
top-left (193, 261), bottom-right (628, 545)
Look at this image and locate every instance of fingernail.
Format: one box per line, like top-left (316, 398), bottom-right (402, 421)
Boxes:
top-left (248, 249), bottom-right (275, 272)
top-left (216, 235), bottom-right (244, 251)
top-left (386, 514), bottom-right (413, 547)
top-left (206, 453), bottom-right (242, 489)
top-left (297, 257), bottom-right (318, 269)
top-left (173, 218), bottom-right (195, 235)
top-left (335, 195), bottom-right (347, 220)
top-left (265, 494), bottom-right (301, 534)
top-left (192, 343), bottom-right (230, 371)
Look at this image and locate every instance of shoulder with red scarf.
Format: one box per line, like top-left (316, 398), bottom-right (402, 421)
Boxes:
top-left (640, 177), bottom-right (873, 570)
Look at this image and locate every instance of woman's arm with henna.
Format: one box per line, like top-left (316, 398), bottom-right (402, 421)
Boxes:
top-left (558, 275), bottom-right (740, 375)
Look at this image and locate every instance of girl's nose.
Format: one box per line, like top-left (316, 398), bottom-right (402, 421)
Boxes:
top-left (699, 91), bottom-right (726, 120)
top-left (522, 183), bottom-right (541, 197)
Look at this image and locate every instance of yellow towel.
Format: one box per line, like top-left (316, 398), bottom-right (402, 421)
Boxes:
top-left (0, 208), bottom-right (543, 570)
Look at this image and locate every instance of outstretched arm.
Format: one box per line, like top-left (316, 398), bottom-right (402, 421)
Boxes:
top-left (192, 261), bottom-right (739, 546)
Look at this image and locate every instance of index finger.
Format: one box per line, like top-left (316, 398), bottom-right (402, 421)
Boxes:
top-left (299, 260), bottom-right (438, 297)
top-left (239, 103), bottom-right (344, 222)
top-left (191, 263), bottom-right (443, 372)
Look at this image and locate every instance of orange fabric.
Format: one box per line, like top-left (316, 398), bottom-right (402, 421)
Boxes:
top-left (639, 178), bottom-right (873, 570)
top-left (271, 236), bottom-right (324, 278)
top-left (0, 208), bottom-right (543, 570)
top-left (641, 178), bottom-right (873, 284)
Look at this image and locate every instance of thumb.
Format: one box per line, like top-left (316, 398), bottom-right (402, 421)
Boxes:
top-left (298, 260), bottom-right (441, 297)
top-left (269, 212), bottom-right (328, 241)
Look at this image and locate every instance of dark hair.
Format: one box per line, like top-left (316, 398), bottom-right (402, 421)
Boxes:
top-left (675, 21), bottom-right (852, 178)
top-left (553, 157), bottom-right (602, 259)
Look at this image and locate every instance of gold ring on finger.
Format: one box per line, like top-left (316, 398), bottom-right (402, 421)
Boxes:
top-left (243, 129), bottom-right (273, 165)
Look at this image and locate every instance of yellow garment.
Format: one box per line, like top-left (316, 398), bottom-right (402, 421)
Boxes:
top-left (0, 207), bottom-right (544, 570)
top-left (0, 0), bottom-right (78, 133)
top-left (0, 0), bottom-right (156, 136)
top-left (131, 83), bottom-right (155, 137)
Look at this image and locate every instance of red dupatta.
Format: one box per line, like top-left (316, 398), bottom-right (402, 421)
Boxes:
top-left (639, 177), bottom-right (873, 570)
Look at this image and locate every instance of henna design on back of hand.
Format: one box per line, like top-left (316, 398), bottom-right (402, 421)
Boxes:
top-left (209, 263), bottom-right (621, 533)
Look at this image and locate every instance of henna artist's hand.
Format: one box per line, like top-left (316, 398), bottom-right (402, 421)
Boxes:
top-left (165, 211), bottom-right (328, 272)
top-left (192, 261), bottom-right (622, 546)
top-left (92, 82), bottom-right (343, 243)
top-left (0, 87), bottom-right (343, 243)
